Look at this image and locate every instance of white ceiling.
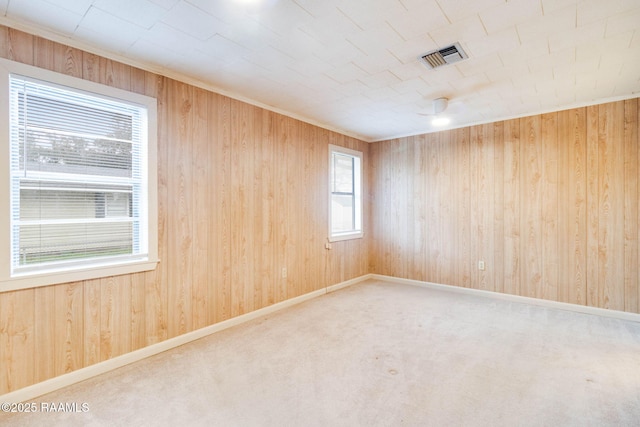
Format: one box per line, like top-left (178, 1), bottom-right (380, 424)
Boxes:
top-left (2, 0), bottom-right (640, 142)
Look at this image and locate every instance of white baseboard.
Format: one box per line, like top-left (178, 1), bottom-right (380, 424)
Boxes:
top-left (0, 275), bottom-right (371, 404)
top-left (326, 273), bottom-right (373, 293)
top-left (370, 274), bottom-right (640, 323)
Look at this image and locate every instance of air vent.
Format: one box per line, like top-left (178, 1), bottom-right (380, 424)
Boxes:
top-left (420, 42), bottom-right (468, 69)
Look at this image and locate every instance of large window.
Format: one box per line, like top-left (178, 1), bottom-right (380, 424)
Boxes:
top-left (0, 59), bottom-right (158, 291)
top-left (329, 144), bottom-right (363, 241)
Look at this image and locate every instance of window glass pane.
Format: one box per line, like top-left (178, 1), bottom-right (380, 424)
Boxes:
top-left (331, 194), bottom-right (354, 232)
top-left (18, 222), bottom-right (133, 266)
top-left (332, 153), bottom-right (353, 193)
top-left (105, 193), bottom-right (131, 217)
top-left (329, 145), bottom-right (362, 239)
top-left (21, 131), bottom-right (134, 177)
top-left (18, 92), bottom-right (133, 139)
top-left (20, 185), bottom-right (132, 220)
top-left (19, 185), bottom-right (134, 265)
top-left (9, 74), bottom-right (146, 273)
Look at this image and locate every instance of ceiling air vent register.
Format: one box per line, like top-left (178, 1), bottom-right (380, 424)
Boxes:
top-left (420, 42), bottom-right (468, 69)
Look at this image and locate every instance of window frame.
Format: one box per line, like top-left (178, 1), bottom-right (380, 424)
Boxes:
top-left (0, 58), bottom-right (158, 292)
top-left (328, 144), bottom-right (363, 242)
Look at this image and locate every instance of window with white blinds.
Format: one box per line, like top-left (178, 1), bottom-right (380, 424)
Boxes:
top-left (0, 59), bottom-right (158, 291)
top-left (328, 144), bottom-right (363, 241)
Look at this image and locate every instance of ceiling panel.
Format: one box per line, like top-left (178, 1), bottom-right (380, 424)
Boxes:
top-left (1, 0), bottom-right (639, 142)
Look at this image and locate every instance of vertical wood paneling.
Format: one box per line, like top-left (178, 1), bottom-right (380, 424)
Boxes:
top-left (586, 105), bottom-right (600, 307)
top-left (401, 136), bottom-right (415, 281)
top-left (503, 119), bottom-right (520, 296)
top-left (411, 136), bottom-right (426, 281)
top-left (438, 131), bottom-right (454, 285)
top-left (557, 108), bottom-right (587, 306)
top-left (0, 290), bottom-right (34, 392)
top-left (54, 283), bottom-right (83, 376)
top-left (598, 102), bottom-right (625, 310)
top-left (252, 109), bottom-right (268, 305)
top-left (295, 123), bottom-right (309, 292)
top-left (454, 128), bottom-right (471, 288)
top-left (469, 126), bottom-right (480, 289)
top-left (144, 73), bottom-right (168, 345)
top-left (625, 99), bottom-right (640, 313)
top-left (83, 279), bottom-right (101, 367)
top-left (167, 80), bottom-right (194, 337)
top-left (520, 115), bottom-right (543, 298)
top-left (81, 52), bottom-right (100, 83)
top-left (98, 278), bottom-right (113, 361)
top-left (6, 28), bottom-right (33, 64)
top-left (1, 25), bottom-right (637, 397)
top-left (308, 123), bottom-right (323, 284)
top-left (34, 37), bottom-right (54, 70)
top-left (393, 139), bottom-right (405, 278)
top-left (210, 93), bottom-right (232, 323)
top-left (29, 39), bottom-right (87, 382)
top-left (369, 98), bottom-right (640, 316)
top-left (274, 115), bottom-right (289, 303)
top-left (231, 100), bottom-right (255, 315)
top-left (493, 122), bottom-right (505, 294)
top-left (34, 286), bottom-right (56, 383)
top-left (192, 87), bottom-right (209, 331)
top-left (0, 26), bottom-right (8, 57)
top-left (0, 26), bottom-right (371, 395)
top-left (390, 139), bottom-right (405, 278)
top-left (54, 44), bottom-right (83, 77)
top-left (129, 68), bottom-right (148, 349)
top-left (100, 276), bottom-right (132, 360)
top-left (372, 141), bottom-right (385, 275)
top-left (472, 124), bottom-right (497, 291)
top-left (541, 113), bottom-right (559, 302)
top-left (130, 273), bottom-right (146, 352)
top-left (259, 111), bottom-right (276, 307)
top-left (368, 144), bottom-right (378, 273)
top-left (424, 135), bottom-right (437, 282)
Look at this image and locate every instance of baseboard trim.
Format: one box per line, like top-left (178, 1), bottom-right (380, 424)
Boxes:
top-left (326, 274), bottom-right (373, 293)
top-left (1, 275), bottom-right (371, 403)
top-left (370, 274), bottom-right (640, 323)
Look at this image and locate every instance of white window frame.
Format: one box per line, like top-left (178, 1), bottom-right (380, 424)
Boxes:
top-left (328, 144), bottom-right (363, 242)
top-left (0, 58), bottom-right (158, 292)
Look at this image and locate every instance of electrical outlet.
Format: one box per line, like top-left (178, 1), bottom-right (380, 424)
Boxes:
top-left (478, 261), bottom-right (485, 271)
top-left (281, 267), bottom-right (287, 278)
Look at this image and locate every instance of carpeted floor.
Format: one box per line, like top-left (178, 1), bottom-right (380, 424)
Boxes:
top-left (2, 279), bottom-right (640, 426)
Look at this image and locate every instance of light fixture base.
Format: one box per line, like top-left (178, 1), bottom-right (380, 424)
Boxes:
top-left (433, 97), bottom-right (448, 115)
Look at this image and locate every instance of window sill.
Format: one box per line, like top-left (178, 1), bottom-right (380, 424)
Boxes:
top-left (329, 232), bottom-right (364, 243)
top-left (0, 258), bottom-right (159, 293)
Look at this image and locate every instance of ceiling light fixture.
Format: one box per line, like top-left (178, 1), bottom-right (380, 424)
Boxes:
top-left (431, 116), bottom-right (451, 126)
top-left (416, 97), bottom-right (452, 127)
top-left (431, 97), bottom-right (450, 126)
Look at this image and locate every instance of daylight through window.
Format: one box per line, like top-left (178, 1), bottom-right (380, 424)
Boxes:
top-left (329, 145), bottom-right (363, 241)
top-left (0, 59), bottom-right (158, 290)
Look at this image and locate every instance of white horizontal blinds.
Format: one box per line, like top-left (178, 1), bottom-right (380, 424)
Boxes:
top-left (331, 152), bottom-right (355, 233)
top-left (9, 75), bottom-right (147, 272)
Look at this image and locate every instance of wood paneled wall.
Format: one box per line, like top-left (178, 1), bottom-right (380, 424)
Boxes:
top-left (2, 24), bottom-right (638, 397)
top-left (0, 27), bottom-right (370, 394)
top-left (370, 98), bottom-right (640, 314)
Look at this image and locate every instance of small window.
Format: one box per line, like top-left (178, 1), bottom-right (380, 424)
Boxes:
top-left (329, 144), bottom-right (363, 241)
top-left (0, 59), bottom-right (158, 291)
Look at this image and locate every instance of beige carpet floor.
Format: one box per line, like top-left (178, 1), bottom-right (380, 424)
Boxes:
top-left (2, 279), bottom-right (640, 426)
